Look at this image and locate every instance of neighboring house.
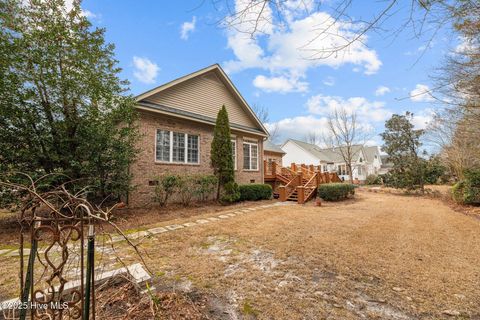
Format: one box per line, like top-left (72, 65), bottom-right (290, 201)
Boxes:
top-left (129, 64), bottom-right (269, 207)
top-left (378, 154), bottom-right (394, 175)
top-left (264, 140), bottom-right (285, 166)
top-left (281, 139), bottom-right (382, 182)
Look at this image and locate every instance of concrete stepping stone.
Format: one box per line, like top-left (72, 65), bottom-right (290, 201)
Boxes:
top-left (183, 222), bottom-right (197, 227)
top-left (226, 213), bottom-right (236, 217)
top-left (207, 217), bottom-right (219, 222)
top-left (0, 249), bottom-right (12, 255)
top-left (218, 215), bottom-right (230, 219)
top-left (165, 224), bottom-right (184, 231)
top-left (148, 227), bottom-right (168, 234)
top-left (129, 231), bottom-right (148, 239)
top-left (196, 219), bottom-right (210, 224)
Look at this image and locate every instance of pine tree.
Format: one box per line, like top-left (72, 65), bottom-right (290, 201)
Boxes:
top-left (211, 105), bottom-right (235, 200)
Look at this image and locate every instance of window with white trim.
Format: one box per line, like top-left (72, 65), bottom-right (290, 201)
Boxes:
top-left (155, 129), bottom-right (199, 164)
top-left (243, 142), bottom-right (258, 170)
top-left (231, 139), bottom-right (237, 170)
top-left (337, 164), bottom-right (347, 176)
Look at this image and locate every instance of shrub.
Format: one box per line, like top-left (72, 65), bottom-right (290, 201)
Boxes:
top-left (176, 176), bottom-right (197, 207)
top-left (317, 183), bottom-right (355, 201)
top-left (239, 184), bottom-right (272, 201)
top-left (453, 169), bottom-right (480, 204)
top-left (195, 175), bottom-right (218, 201)
top-left (220, 181), bottom-right (240, 203)
top-left (365, 174), bottom-right (382, 185)
top-left (153, 175), bottom-right (179, 207)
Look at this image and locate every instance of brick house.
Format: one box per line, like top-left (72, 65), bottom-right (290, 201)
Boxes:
top-left (264, 140), bottom-right (285, 167)
top-left (128, 64), bottom-right (269, 207)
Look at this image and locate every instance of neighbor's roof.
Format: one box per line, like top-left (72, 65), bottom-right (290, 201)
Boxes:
top-left (283, 139), bottom-right (379, 163)
top-left (134, 64), bottom-right (269, 137)
top-left (264, 140), bottom-right (285, 154)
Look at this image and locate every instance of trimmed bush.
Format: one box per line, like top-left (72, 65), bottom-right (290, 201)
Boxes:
top-left (365, 174), bottom-right (382, 185)
top-left (220, 181), bottom-right (241, 203)
top-left (239, 184), bottom-right (272, 201)
top-left (317, 183), bottom-right (355, 201)
top-left (153, 175), bottom-right (180, 207)
top-left (194, 175), bottom-right (218, 201)
top-left (452, 169), bottom-right (480, 205)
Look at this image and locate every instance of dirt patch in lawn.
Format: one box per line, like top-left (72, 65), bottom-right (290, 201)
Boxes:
top-left (137, 190), bottom-right (480, 319)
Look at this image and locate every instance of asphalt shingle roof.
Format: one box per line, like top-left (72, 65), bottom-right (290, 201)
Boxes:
top-left (285, 139), bottom-right (379, 163)
top-left (264, 140), bottom-right (285, 154)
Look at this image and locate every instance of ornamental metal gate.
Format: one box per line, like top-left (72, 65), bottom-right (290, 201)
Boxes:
top-left (18, 204), bottom-right (96, 320)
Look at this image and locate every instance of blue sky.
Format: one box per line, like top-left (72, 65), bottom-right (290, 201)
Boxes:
top-left (82, 0), bottom-right (457, 145)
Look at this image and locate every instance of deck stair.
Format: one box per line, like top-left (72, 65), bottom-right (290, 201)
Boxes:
top-left (264, 161), bottom-right (342, 204)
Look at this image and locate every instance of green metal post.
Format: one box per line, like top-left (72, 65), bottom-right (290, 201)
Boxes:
top-left (83, 225), bottom-right (95, 320)
top-left (19, 231), bottom-right (38, 320)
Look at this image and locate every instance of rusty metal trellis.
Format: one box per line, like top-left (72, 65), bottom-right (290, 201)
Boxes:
top-left (19, 201), bottom-right (96, 320)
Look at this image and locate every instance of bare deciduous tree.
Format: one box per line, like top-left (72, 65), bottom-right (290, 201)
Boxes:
top-left (212, 0), bottom-right (472, 60)
top-left (324, 107), bottom-right (370, 183)
top-left (304, 131), bottom-right (321, 145)
top-left (252, 103), bottom-right (270, 123)
top-left (268, 122), bottom-right (281, 143)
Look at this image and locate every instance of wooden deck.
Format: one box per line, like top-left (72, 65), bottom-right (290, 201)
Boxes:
top-left (264, 161), bottom-right (342, 204)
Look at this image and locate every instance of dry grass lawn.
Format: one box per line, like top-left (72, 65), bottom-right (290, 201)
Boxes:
top-left (1, 189), bottom-right (479, 319)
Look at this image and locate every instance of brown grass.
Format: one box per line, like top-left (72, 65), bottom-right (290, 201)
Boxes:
top-left (2, 191), bottom-right (480, 319)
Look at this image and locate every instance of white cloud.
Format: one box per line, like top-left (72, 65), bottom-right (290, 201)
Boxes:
top-left (132, 56), bottom-right (160, 84)
top-left (410, 84), bottom-right (434, 102)
top-left (224, 3), bottom-right (382, 92)
top-left (180, 16), bottom-right (196, 40)
top-left (266, 115), bottom-right (330, 142)
top-left (266, 93), bottom-right (393, 143)
top-left (306, 94), bottom-right (391, 122)
top-left (323, 76), bottom-right (335, 86)
top-left (375, 86), bottom-right (390, 96)
top-left (81, 9), bottom-right (96, 18)
top-left (411, 108), bottom-right (435, 130)
top-left (253, 74), bottom-right (308, 93)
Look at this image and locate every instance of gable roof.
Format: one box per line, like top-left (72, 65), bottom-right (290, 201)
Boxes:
top-left (264, 140), bottom-right (285, 154)
top-left (135, 64), bottom-right (268, 137)
top-left (283, 139), bottom-right (378, 163)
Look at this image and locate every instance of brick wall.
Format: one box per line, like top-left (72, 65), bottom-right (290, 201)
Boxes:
top-left (264, 151), bottom-right (284, 167)
top-left (129, 110), bottom-right (264, 207)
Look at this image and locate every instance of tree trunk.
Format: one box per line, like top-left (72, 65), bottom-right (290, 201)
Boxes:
top-left (347, 163), bottom-right (354, 184)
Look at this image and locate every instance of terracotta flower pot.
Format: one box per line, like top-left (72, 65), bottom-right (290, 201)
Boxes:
top-left (315, 198), bottom-right (322, 207)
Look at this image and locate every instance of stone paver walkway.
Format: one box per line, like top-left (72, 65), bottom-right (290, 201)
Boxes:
top-left (1, 201), bottom-right (293, 257)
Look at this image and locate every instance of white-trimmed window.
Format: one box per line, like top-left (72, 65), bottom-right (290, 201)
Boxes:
top-left (231, 139), bottom-right (237, 170)
top-left (156, 129), bottom-right (199, 164)
top-left (243, 141), bottom-right (258, 170)
top-left (338, 164), bottom-right (347, 176)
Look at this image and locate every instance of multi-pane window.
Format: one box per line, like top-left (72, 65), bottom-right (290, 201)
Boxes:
top-left (156, 130), bottom-right (170, 162)
top-left (231, 139), bottom-right (237, 170)
top-left (243, 142), bottom-right (258, 170)
top-left (188, 135), bottom-right (199, 163)
top-left (337, 164), bottom-right (347, 176)
top-left (155, 129), bottom-right (199, 164)
top-left (172, 132), bottom-right (185, 162)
